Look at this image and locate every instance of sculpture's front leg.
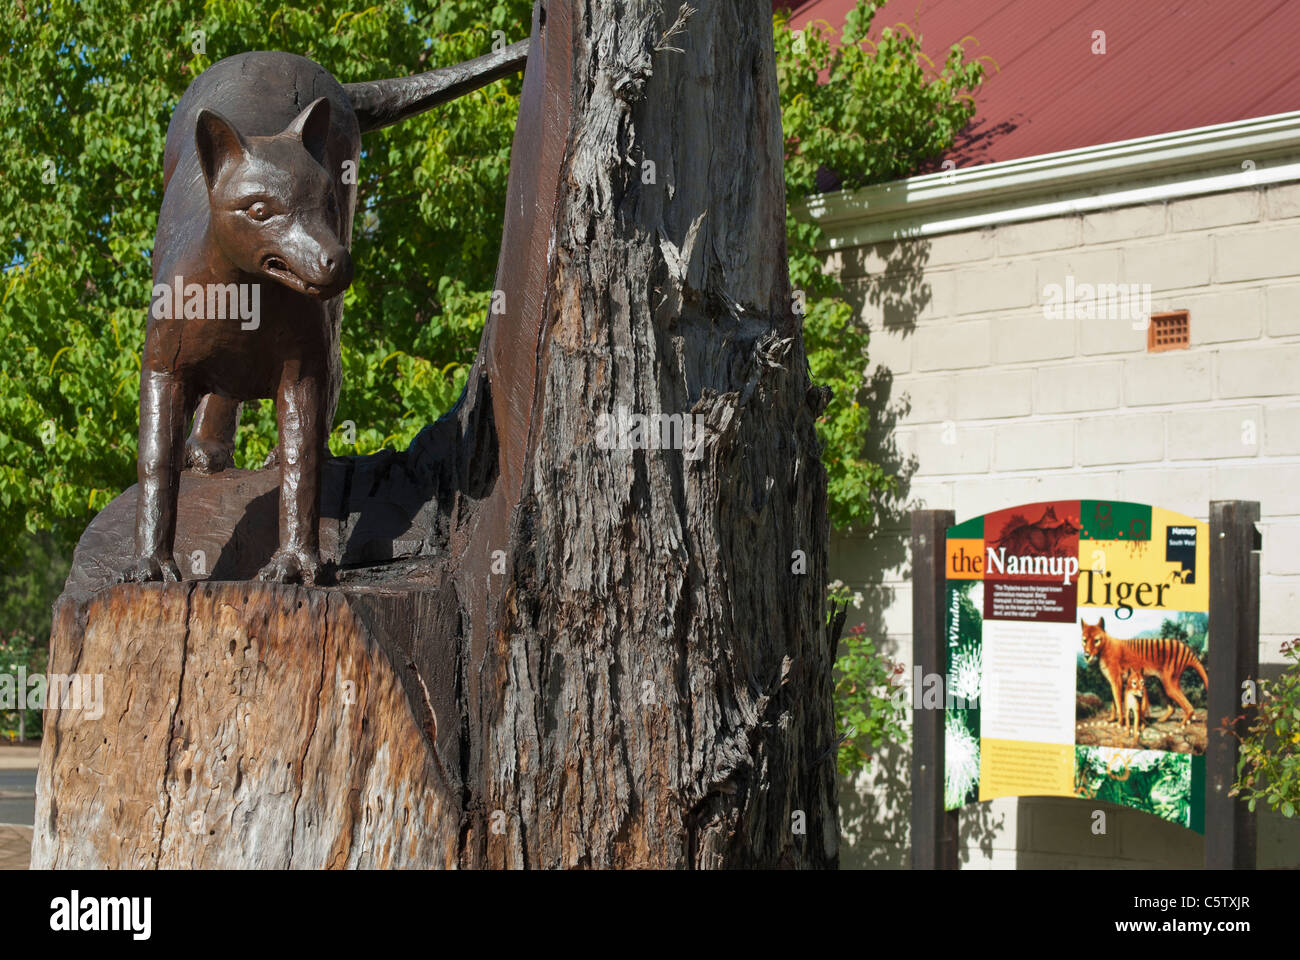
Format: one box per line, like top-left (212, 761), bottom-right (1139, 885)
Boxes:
top-left (257, 371), bottom-right (325, 585)
top-left (124, 368), bottom-right (189, 582)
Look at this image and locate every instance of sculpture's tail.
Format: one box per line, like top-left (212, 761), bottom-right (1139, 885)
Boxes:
top-left (344, 39), bottom-right (529, 134)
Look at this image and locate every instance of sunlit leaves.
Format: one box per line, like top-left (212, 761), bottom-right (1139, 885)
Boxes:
top-left (1231, 639), bottom-right (1300, 818)
top-left (777, 1), bottom-right (983, 531)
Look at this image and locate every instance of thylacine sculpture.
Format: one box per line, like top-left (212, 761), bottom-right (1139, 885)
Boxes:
top-left (125, 43), bottom-right (527, 585)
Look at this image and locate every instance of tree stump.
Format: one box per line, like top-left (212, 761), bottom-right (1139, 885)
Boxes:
top-left (34, 582), bottom-right (459, 868)
top-left (33, 0), bottom-right (840, 869)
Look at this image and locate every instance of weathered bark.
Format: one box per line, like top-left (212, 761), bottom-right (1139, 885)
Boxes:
top-left (34, 0), bottom-right (837, 869)
top-left (470, 0), bottom-right (837, 868)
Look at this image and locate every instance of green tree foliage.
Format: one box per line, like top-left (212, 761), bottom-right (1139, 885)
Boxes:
top-left (778, 1), bottom-right (983, 529)
top-left (0, 531), bottom-right (71, 639)
top-left (796, 0), bottom-right (985, 774)
top-left (1230, 639), bottom-right (1300, 819)
top-left (826, 581), bottom-right (909, 775)
top-left (0, 530), bottom-right (65, 740)
top-left (834, 623), bottom-right (909, 776)
top-left (1, 0), bottom-right (982, 565)
top-left (0, 631), bottom-right (49, 741)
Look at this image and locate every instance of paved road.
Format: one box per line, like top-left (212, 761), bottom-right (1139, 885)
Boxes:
top-left (0, 768), bottom-right (36, 828)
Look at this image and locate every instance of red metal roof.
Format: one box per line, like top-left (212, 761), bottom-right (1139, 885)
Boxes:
top-left (784, 0), bottom-right (1300, 168)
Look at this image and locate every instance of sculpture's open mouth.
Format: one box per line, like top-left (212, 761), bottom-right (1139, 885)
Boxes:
top-left (261, 255), bottom-right (336, 298)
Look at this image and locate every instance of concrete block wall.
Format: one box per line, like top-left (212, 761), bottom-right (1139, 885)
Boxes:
top-left (830, 179), bottom-right (1300, 869)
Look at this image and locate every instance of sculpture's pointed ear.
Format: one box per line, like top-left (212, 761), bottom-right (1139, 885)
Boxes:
top-left (195, 108), bottom-right (248, 187)
top-left (284, 96), bottom-right (331, 164)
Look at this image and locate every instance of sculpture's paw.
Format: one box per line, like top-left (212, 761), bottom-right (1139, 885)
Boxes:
top-left (119, 553), bottom-right (182, 583)
top-left (185, 436), bottom-right (235, 475)
top-left (257, 546), bottom-right (321, 585)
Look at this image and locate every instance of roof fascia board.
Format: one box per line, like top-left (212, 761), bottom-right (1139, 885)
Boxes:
top-left (798, 111), bottom-right (1300, 249)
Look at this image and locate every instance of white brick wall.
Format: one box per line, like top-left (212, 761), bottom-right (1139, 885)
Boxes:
top-left (1123, 351), bottom-right (1213, 405)
top-left (1165, 405), bottom-right (1261, 459)
top-left (1266, 282), bottom-right (1300, 336)
top-left (1081, 203), bottom-right (1165, 245)
top-left (1169, 191), bottom-right (1260, 231)
top-left (914, 319), bottom-right (990, 370)
top-left (992, 314), bottom-right (1076, 363)
top-left (1123, 235), bottom-right (1213, 290)
top-left (993, 420), bottom-right (1073, 470)
top-left (1265, 403), bottom-right (1300, 455)
top-left (1032, 361), bottom-right (1122, 413)
top-left (949, 369), bottom-right (1034, 419)
top-left (1078, 413), bottom-right (1164, 465)
top-left (955, 261), bottom-right (1038, 314)
top-left (1219, 343), bottom-right (1300, 397)
top-left (1216, 223), bottom-right (1300, 282)
top-left (833, 177), bottom-right (1300, 870)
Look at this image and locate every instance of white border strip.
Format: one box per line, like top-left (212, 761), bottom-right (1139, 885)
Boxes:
top-left (798, 111), bottom-right (1300, 248)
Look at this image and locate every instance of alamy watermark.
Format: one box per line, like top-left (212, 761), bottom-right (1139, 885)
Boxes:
top-left (0, 668), bottom-right (105, 721)
top-left (904, 667), bottom-right (980, 710)
top-left (50, 890), bottom-right (150, 940)
top-left (151, 276), bottom-right (261, 330)
top-left (1041, 276), bottom-right (1151, 326)
top-left (595, 404), bottom-right (707, 461)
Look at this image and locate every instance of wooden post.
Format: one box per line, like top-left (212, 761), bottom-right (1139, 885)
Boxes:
top-left (911, 509), bottom-right (959, 870)
top-left (1206, 500), bottom-right (1260, 870)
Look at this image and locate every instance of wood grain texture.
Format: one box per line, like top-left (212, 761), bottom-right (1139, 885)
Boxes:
top-left (32, 582), bottom-right (456, 868)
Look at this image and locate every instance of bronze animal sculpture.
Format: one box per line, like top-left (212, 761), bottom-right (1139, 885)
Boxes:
top-left (125, 43), bottom-right (527, 585)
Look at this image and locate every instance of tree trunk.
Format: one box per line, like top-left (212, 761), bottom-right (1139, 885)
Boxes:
top-left (33, 0), bottom-right (838, 869)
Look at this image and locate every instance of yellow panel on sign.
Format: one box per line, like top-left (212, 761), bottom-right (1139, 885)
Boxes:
top-left (1076, 508), bottom-right (1208, 615)
top-left (979, 738), bottom-right (1074, 802)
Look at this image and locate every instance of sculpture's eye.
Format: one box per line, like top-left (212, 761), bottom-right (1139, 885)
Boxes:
top-left (247, 202), bottom-right (271, 221)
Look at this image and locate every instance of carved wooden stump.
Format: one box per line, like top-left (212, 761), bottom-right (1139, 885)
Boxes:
top-left (34, 582), bottom-right (457, 868)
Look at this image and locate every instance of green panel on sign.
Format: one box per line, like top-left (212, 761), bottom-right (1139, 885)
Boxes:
top-left (948, 515), bottom-right (984, 539)
top-left (1190, 754), bottom-right (1205, 835)
top-left (944, 581), bottom-right (983, 811)
top-left (1080, 500), bottom-right (1152, 541)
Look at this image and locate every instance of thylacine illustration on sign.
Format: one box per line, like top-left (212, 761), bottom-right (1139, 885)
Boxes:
top-left (1121, 667), bottom-right (1148, 740)
top-left (1080, 616), bottom-right (1208, 728)
top-left (988, 505), bottom-right (1081, 557)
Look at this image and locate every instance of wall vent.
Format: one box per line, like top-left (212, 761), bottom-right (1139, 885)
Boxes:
top-left (1147, 310), bottom-right (1190, 352)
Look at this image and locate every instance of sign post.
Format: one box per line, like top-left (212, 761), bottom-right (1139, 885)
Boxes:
top-left (911, 509), bottom-right (959, 870)
top-left (1206, 500), bottom-right (1261, 870)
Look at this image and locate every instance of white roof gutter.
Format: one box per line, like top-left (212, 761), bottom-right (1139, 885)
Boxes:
top-left (797, 110), bottom-right (1300, 249)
